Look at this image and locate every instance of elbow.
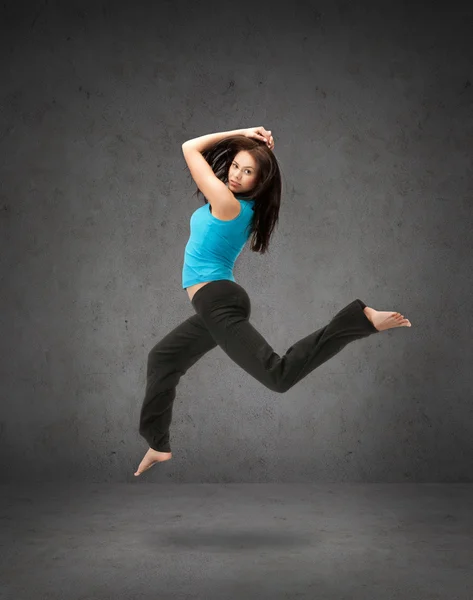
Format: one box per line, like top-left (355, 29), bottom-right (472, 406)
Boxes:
top-left (182, 141), bottom-right (200, 155)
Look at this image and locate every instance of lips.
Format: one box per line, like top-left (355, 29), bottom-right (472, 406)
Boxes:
top-left (230, 180), bottom-right (240, 186)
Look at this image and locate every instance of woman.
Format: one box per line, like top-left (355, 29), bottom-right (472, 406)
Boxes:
top-left (134, 126), bottom-right (411, 476)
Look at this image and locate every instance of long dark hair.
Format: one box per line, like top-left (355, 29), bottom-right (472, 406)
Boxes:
top-left (189, 135), bottom-right (282, 254)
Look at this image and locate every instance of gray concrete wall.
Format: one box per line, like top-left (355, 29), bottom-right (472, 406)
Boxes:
top-left (1, 0), bottom-right (472, 482)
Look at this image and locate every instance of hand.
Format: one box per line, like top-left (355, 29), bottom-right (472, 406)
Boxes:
top-left (243, 126), bottom-right (274, 150)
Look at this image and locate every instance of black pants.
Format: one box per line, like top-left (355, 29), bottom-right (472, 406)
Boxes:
top-left (139, 280), bottom-right (379, 452)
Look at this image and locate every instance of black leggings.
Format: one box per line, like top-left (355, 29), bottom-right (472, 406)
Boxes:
top-left (139, 280), bottom-right (378, 452)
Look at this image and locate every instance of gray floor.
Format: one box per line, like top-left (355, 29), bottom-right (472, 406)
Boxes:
top-left (1, 483), bottom-right (472, 599)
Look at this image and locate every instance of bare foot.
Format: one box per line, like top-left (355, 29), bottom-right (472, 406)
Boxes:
top-left (364, 307), bottom-right (412, 331)
top-left (134, 447), bottom-right (172, 476)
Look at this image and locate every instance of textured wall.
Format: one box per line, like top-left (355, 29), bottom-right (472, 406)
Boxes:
top-left (1, 0), bottom-right (472, 482)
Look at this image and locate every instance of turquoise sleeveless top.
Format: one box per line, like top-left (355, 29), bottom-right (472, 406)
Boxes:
top-left (182, 197), bottom-right (255, 289)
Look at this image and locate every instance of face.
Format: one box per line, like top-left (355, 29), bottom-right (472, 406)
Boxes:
top-left (227, 151), bottom-right (258, 194)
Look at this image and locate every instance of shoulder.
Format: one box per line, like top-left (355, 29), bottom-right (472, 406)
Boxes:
top-left (182, 145), bottom-right (239, 218)
top-left (210, 196), bottom-right (241, 221)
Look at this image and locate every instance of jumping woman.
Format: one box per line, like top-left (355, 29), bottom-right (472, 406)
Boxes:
top-left (134, 126), bottom-right (412, 476)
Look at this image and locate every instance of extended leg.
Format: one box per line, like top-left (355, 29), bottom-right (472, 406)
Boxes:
top-left (139, 313), bottom-right (218, 452)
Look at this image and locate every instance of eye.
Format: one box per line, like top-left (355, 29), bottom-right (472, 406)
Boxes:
top-left (233, 163), bottom-right (252, 175)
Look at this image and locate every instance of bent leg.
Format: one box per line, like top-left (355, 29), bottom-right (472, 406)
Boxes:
top-left (227, 299), bottom-right (377, 393)
top-left (192, 282), bottom-right (378, 394)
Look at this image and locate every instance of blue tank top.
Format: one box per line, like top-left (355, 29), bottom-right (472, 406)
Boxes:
top-left (182, 198), bottom-right (255, 289)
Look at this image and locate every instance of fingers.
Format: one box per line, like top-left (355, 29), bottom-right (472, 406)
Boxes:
top-left (256, 127), bottom-right (274, 149)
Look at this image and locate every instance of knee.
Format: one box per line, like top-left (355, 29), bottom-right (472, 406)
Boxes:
top-left (270, 380), bottom-right (290, 394)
